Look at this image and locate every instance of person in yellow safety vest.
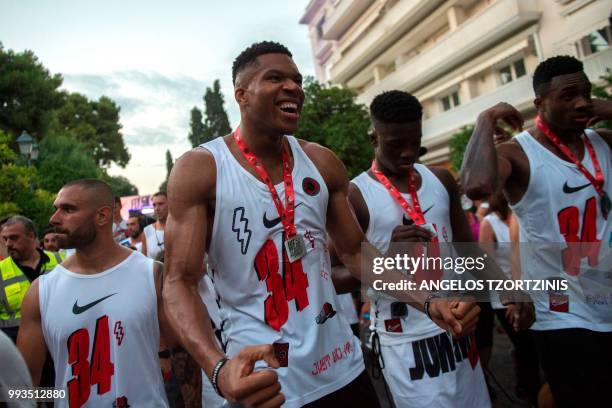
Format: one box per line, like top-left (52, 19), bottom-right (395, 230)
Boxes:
top-left (0, 215), bottom-right (64, 343)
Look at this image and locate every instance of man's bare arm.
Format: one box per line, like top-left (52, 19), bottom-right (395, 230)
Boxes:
top-left (164, 149), bottom-right (222, 376)
top-left (16, 279), bottom-right (47, 386)
top-left (164, 148), bottom-right (283, 406)
top-left (461, 103), bottom-right (522, 200)
top-left (153, 261), bottom-right (178, 348)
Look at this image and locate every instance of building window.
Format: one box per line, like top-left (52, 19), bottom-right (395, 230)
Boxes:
top-left (441, 91), bottom-right (460, 112)
top-left (316, 16), bottom-right (326, 39)
top-left (498, 58), bottom-right (527, 85)
top-left (578, 25), bottom-right (611, 57)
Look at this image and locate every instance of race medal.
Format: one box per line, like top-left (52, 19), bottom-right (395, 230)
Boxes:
top-left (285, 234), bottom-right (307, 263)
top-left (600, 191), bottom-right (611, 219)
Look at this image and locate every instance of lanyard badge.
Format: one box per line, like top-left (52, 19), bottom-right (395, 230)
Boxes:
top-left (371, 161), bottom-right (430, 228)
top-left (536, 116), bottom-right (609, 219)
top-left (233, 128), bottom-right (306, 262)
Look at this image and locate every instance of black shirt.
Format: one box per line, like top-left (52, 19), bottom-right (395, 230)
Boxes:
top-left (14, 248), bottom-right (49, 282)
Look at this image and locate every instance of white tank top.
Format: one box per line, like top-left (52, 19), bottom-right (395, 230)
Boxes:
top-left (483, 213), bottom-right (512, 309)
top-left (144, 224), bottom-right (164, 260)
top-left (39, 252), bottom-right (168, 407)
top-left (352, 164), bottom-right (453, 345)
top-left (511, 130), bottom-right (612, 331)
top-left (201, 136), bottom-right (363, 407)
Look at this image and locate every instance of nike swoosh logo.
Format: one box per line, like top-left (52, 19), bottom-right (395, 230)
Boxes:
top-left (402, 204), bottom-right (434, 225)
top-left (562, 181), bottom-right (592, 194)
top-left (72, 293), bottom-right (117, 314)
top-left (263, 203), bottom-right (303, 229)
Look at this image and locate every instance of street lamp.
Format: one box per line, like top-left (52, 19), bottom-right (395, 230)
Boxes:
top-left (16, 131), bottom-right (33, 156)
top-left (31, 142), bottom-right (39, 161)
top-left (16, 130), bottom-right (37, 166)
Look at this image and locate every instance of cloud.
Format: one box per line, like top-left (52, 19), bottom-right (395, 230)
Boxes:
top-left (125, 125), bottom-right (177, 146)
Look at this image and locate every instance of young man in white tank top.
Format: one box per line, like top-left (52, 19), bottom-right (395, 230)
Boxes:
top-left (17, 179), bottom-right (171, 407)
top-left (462, 55), bottom-right (612, 407)
top-left (163, 42), bottom-right (482, 408)
top-left (144, 192), bottom-right (167, 260)
top-left (335, 90), bottom-right (491, 407)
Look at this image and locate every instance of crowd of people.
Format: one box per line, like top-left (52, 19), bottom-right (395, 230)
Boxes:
top-left (0, 40), bottom-right (610, 408)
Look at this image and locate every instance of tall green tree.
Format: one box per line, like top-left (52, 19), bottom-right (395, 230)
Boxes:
top-left (202, 80), bottom-right (231, 143)
top-left (159, 149), bottom-right (173, 192)
top-left (0, 43), bottom-right (64, 138)
top-left (295, 78), bottom-right (372, 178)
top-left (49, 92), bottom-right (130, 167)
top-left (188, 107), bottom-right (206, 147)
top-left (449, 126), bottom-right (474, 172)
top-left (37, 135), bottom-right (101, 194)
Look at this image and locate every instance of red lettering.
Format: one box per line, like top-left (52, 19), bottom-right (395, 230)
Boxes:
top-left (67, 316), bottom-right (115, 408)
top-left (558, 197), bottom-right (601, 276)
top-left (254, 237), bottom-right (310, 331)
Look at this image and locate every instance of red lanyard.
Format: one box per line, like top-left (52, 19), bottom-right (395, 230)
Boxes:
top-left (233, 128), bottom-right (297, 237)
top-left (371, 161), bottom-right (426, 225)
top-left (536, 115), bottom-right (605, 195)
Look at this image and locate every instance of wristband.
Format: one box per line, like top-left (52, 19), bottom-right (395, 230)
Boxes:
top-left (211, 357), bottom-right (229, 397)
top-left (158, 349), bottom-right (171, 359)
top-left (424, 293), bottom-right (441, 320)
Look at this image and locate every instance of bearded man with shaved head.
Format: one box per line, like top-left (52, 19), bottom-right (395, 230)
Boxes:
top-left (17, 179), bottom-right (173, 407)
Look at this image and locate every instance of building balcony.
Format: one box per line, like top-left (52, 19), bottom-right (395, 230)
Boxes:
top-left (419, 47), bottom-right (612, 164)
top-left (357, 0), bottom-right (541, 105)
top-left (421, 75), bottom-right (532, 156)
top-left (329, 0), bottom-right (441, 84)
top-left (583, 48), bottom-right (612, 84)
top-left (322, 0), bottom-right (375, 40)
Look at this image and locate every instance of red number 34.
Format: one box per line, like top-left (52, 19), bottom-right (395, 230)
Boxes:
top-left (254, 238), bottom-right (310, 331)
top-left (67, 315), bottom-right (115, 408)
top-left (557, 197), bottom-right (601, 276)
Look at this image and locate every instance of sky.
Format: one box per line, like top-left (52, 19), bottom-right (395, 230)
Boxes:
top-left (0, 0), bottom-right (315, 194)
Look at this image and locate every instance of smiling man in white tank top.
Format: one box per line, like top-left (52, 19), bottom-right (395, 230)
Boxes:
top-left (462, 55), bottom-right (612, 407)
top-left (17, 179), bottom-right (171, 407)
top-left (163, 41), bottom-right (482, 408)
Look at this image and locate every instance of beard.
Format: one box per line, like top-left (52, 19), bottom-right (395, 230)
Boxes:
top-left (55, 222), bottom-right (97, 249)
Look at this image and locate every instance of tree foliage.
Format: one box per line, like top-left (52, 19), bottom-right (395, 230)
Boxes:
top-left (295, 78), bottom-right (372, 178)
top-left (158, 149), bottom-right (173, 192)
top-left (0, 131), bottom-right (54, 234)
top-left (592, 68), bottom-right (612, 129)
top-left (0, 44), bottom-right (138, 232)
top-left (103, 174), bottom-right (139, 197)
top-left (188, 107), bottom-right (206, 147)
top-left (49, 93), bottom-right (130, 167)
top-left (0, 43), bottom-right (64, 139)
top-left (37, 135), bottom-right (101, 193)
top-left (449, 126), bottom-right (474, 172)
top-left (202, 79), bottom-right (231, 143)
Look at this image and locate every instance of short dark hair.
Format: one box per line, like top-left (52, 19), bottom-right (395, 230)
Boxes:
top-left (232, 41), bottom-right (292, 85)
top-left (152, 191), bottom-right (167, 199)
top-left (62, 179), bottom-right (115, 208)
top-left (370, 90), bottom-right (423, 124)
top-left (42, 226), bottom-right (56, 237)
top-left (2, 215), bottom-right (37, 237)
top-left (533, 55), bottom-right (584, 95)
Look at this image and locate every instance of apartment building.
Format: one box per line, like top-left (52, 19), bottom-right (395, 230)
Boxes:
top-left (300, 0), bottom-right (612, 167)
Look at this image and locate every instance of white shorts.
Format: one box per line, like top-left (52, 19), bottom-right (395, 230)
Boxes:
top-left (380, 332), bottom-right (490, 408)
